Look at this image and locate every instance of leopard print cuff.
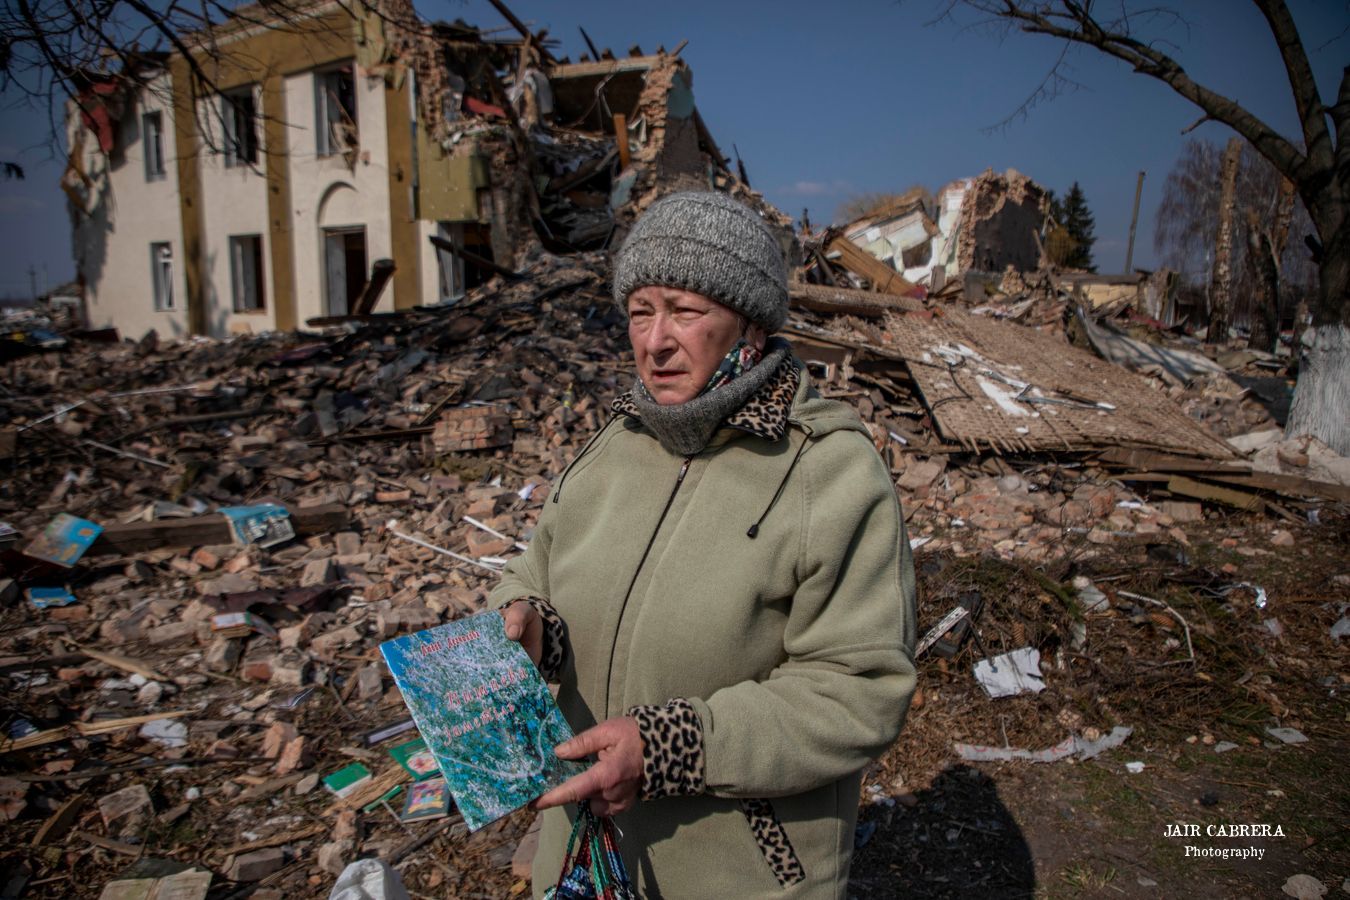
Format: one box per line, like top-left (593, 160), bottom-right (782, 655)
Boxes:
top-left (626, 698), bottom-right (706, 800)
top-left (739, 799), bottom-right (806, 886)
top-left (510, 597), bottom-right (566, 682)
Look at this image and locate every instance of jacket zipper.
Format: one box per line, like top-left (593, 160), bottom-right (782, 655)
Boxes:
top-left (603, 455), bottom-right (692, 717)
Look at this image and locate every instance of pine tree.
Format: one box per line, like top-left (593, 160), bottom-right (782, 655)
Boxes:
top-left (1061, 182), bottom-right (1097, 271)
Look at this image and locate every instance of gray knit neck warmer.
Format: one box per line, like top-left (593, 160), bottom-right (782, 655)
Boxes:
top-left (628, 338), bottom-right (793, 456)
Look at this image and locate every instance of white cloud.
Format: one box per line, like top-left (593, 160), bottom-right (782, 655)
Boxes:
top-left (779, 179), bottom-right (852, 197)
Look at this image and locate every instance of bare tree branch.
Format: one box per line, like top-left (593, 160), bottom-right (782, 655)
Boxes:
top-left (1251, 0), bottom-right (1333, 171)
top-left (970, 0), bottom-right (1310, 184)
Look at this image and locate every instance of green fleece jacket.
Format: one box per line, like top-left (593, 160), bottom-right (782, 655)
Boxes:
top-left (490, 362), bottom-right (917, 899)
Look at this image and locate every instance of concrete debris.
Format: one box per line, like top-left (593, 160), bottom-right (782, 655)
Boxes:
top-left (973, 647), bottom-right (1045, 698)
top-left (1, 6), bottom-right (1343, 898)
top-left (1281, 874), bottom-right (1328, 899)
top-left (1265, 726), bottom-right (1308, 745)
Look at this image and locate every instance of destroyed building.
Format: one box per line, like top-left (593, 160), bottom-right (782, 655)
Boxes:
top-left (818, 169), bottom-right (1050, 295)
top-left (63, 0), bottom-right (773, 340)
top-left (8, 4), bottom-right (1344, 897)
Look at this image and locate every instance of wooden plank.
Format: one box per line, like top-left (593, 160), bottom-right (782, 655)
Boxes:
top-left (74, 829), bottom-right (141, 856)
top-left (352, 258), bottom-right (396, 316)
top-left (780, 325), bottom-right (914, 365)
top-left (1097, 447), bottom-right (1247, 473)
top-left (1167, 475), bottom-right (1265, 513)
top-left (92, 504), bottom-right (348, 555)
top-left (826, 237), bottom-right (920, 297)
top-left (72, 646), bottom-right (165, 682)
top-left (309, 427), bottom-right (433, 446)
top-left (0, 711), bottom-right (191, 754)
top-left (32, 796), bottom-right (84, 846)
top-left (1203, 471), bottom-right (1350, 504)
top-left (545, 55), bottom-right (660, 80)
top-left (1098, 447), bottom-right (1350, 502)
top-left (790, 281), bottom-right (922, 319)
top-left (613, 114), bottom-right (630, 170)
top-left (842, 187), bottom-right (928, 227)
top-left (486, 0), bottom-right (556, 63)
top-left (76, 710), bottom-right (192, 737)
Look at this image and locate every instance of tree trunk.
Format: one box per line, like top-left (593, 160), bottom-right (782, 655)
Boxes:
top-left (1209, 137), bottom-right (1242, 341)
top-left (1246, 210), bottom-right (1280, 354)
top-left (1285, 216), bottom-right (1350, 456)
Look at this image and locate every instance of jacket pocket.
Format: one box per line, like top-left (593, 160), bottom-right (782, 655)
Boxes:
top-left (738, 798), bottom-right (805, 887)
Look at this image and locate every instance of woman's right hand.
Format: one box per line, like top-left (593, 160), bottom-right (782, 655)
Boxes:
top-left (500, 601), bottom-right (544, 668)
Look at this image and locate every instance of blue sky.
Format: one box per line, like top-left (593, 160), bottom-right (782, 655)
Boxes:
top-left (0, 0), bottom-right (1344, 300)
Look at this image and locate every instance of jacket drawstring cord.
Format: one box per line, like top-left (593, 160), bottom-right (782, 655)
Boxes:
top-left (746, 425), bottom-right (811, 538)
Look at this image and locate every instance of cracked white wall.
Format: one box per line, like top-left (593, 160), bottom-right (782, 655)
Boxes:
top-left (71, 73), bottom-right (190, 341)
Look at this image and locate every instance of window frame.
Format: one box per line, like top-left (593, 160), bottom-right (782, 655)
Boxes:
top-left (314, 62), bottom-right (358, 158)
top-left (221, 85), bottom-right (259, 168)
top-left (143, 111), bottom-right (166, 181)
top-left (229, 234), bottom-right (267, 313)
top-left (150, 242), bottom-right (174, 311)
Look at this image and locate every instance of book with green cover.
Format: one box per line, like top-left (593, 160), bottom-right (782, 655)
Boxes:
top-left (387, 737), bottom-right (440, 781)
top-left (379, 611), bottom-right (583, 831)
top-left (322, 762), bottom-right (371, 799)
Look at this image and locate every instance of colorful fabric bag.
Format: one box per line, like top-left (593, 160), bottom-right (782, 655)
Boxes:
top-left (543, 804), bottom-right (636, 900)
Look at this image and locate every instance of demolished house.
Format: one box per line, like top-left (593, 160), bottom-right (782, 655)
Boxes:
top-left (5, 3), bottom-right (1345, 897)
top-left (813, 168), bottom-right (1183, 325)
top-left (64, 0), bottom-right (782, 340)
top-left (2, 222), bottom-right (1345, 896)
top-left (806, 169), bottom-right (1050, 296)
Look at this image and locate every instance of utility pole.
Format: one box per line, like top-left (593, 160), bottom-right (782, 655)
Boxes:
top-left (1123, 170), bottom-right (1145, 274)
top-left (28, 265), bottom-right (37, 303)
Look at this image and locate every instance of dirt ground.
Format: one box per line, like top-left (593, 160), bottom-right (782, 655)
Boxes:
top-left (3, 480), bottom-right (1345, 899)
top-left (851, 508), bottom-right (1350, 899)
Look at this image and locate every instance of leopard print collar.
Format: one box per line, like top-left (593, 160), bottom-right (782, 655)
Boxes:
top-left (612, 358), bottom-right (799, 444)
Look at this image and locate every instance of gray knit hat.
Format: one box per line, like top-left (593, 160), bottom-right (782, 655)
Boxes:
top-left (613, 191), bottom-right (788, 333)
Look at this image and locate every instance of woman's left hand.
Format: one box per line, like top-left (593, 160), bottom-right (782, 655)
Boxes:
top-left (533, 716), bottom-right (645, 816)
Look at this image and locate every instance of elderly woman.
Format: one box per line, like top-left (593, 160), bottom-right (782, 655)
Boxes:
top-left (492, 191), bottom-right (917, 898)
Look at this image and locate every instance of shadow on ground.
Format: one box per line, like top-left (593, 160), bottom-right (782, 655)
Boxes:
top-left (850, 764), bottom-right (1035, 898)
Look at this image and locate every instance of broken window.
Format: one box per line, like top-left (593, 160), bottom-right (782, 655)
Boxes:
top-left (150, 243), bottom-right (174, 311)
top-left (230, 235), bottom-right (266, 312)
top-left (222, 86), bottom-right (259, 167)
top-left (143, 111), bottom-right (165, 181)
top-left (314, 64), bottom-right (358, 157)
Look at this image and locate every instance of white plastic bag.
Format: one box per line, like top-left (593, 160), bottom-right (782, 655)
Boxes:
top-left (328, 859), bottom-right (411, 900)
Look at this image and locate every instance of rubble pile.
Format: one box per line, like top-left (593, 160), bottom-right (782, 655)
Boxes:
top-left (2, 238), bottom-right (1347, 896)
top-left (0, 254), bottom-right (634, 898)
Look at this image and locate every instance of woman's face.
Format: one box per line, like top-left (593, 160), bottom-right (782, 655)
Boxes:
top-left (627, 285), bottom-right (765, 405)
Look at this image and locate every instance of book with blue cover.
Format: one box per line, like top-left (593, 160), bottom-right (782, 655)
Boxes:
top-left (379, 611), bottom-right (583, 831)
top-left (24, 514), bottom-right (102, 567)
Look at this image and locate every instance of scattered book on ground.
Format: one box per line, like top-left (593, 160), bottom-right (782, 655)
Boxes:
top-left (380, 611), bottom-right (583, 831)
top-left (323, 762), bottom-right (372, 799)
top-left (400, 777), bottom-right (452, 822)
top-left (388, 737), bottom-right (440, 780)
top-left (25, 513), bottom-right (102, 567)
